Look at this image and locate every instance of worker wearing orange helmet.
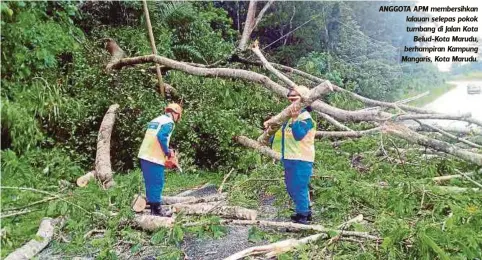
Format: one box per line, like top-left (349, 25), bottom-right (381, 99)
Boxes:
top-left (138, 103), bottom-right (182, 216)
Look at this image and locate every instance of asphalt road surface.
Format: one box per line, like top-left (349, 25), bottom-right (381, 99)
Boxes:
top-left (421, 80), bottom-right (482, 129)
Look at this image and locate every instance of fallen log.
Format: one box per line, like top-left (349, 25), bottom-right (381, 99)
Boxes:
top-left (131, 193), bottom-right (228, 212)
top-left (76, 104), bottom-right (119, 188)
top-left (131, 194), bottom-right (147, 213)
top-left (5, 217), bottom-right (63, 260)
top-left (107, 53), bottom-right (482, 127)
top-left (95, 104), bottom-right (119, 189)
top-left (252, 41), bottom-right (333, 145)
top-left (171, 203), bottom-right (257, 220)
top-left (258, 81), bottom-right (333, 145)
top-left (76, 171), bottom-right (95, 187)
top-left (134, 215), bottom-right (174, 231)
top-left (105, 43), bottom-right (482, 166)
top-left (164, 193), bottom-right (228, 205)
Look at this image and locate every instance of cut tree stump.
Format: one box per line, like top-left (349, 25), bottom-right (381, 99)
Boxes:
top-left (131, 194), bottom-right (147, 213)
top-left (76, 171), bottom-right (95, 187)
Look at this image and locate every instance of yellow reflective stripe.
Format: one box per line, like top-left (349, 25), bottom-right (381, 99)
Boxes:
top-left (281, 111), bottom-right (316, 162)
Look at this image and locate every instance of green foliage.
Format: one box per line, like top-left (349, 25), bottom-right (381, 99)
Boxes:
top-left (1, 1), bottom-right (480, 259)
top-left (1, 1), bottom-right (81, 80)
top-left (451, 60), bottom-right (482, 77)
top-left (168, 71), bottom-right (286, 170)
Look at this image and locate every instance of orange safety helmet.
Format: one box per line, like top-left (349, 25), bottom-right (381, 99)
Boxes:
top-left (165, 103), bottom-right (183, 119)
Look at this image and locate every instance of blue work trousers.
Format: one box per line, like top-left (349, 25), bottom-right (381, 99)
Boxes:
top-left (140, 159), bottom-right (165, 203)
top-left (283, 159), bottom-right (313, 216)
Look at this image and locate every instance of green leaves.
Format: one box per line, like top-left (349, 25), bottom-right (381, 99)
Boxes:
top-left (247, 227), bottom-right (265, 243)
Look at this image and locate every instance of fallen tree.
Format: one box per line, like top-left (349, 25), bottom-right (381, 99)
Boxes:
top-left (76, 104), bottom-right (119, 189)
top-left (4, 218), bottom-right (64, 260)
top-left (104, 38), bottom-right (482, 166)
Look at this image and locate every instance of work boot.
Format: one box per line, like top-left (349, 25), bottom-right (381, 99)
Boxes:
top-left (290, 206), bottom-right (312, 221)
top-left (149, 202), bottom-right (162, 216)
top-left (290, 213), bottom-right (309, 225)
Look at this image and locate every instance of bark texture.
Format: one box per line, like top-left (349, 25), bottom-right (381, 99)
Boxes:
top-left (95, 104), bottom-right (120, 188)
top-left (5, 218), bottom-right (63, 260)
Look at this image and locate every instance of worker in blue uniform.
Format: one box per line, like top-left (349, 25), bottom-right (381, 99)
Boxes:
top-left (266, 89), bottom-right (316, 224)
top-left (138, 103), bottom-right (183, 216)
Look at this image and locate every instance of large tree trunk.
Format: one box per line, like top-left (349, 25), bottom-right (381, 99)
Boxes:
top-left (95, 104), bottom-right (119, 189)
top-left (76, 104), bottom-right (119, 188)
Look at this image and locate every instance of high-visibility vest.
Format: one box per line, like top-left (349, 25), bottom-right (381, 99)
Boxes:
top-left (138, 115), bottom-right (174, 165)
top-left (272, 128), bottom-right (283, 154)
top-left (272, 111), bottom-right (316, 162)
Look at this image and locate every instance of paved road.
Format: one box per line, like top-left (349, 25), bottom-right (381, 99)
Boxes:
top-left (420, 80), bottom-right (482, 129)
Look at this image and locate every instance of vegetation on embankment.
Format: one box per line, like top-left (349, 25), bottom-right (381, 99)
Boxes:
top-left (450, 71), bottom-right (482, 81)
top-left (450, 59), bottom-right (482, 80)
top-left (2, 1), bottom-right (481, 259)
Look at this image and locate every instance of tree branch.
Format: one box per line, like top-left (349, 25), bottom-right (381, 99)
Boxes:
top-left (253, 0), bottom-right (274, 30)
top-left (414, 119), bottom-right (482, 149)
top-left (382, 122), bottom-right (482, 166)
top-left (258, 81), bottom-right (333, 145)
top-left (238, 0), bottom-right (257, 51)
top-left (142, 0), bottom-right (164, 97)
top-left (315, 127), bottom-right (382, 138)
top-left (234, 136), bottom-right (280, 160)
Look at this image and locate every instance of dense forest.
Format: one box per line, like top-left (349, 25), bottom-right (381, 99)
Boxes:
top-left (1, 1), bottom-right (481, 259)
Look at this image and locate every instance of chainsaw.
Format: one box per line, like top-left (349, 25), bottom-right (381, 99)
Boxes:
top-left (165, 149), bottom-right (183, 173)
